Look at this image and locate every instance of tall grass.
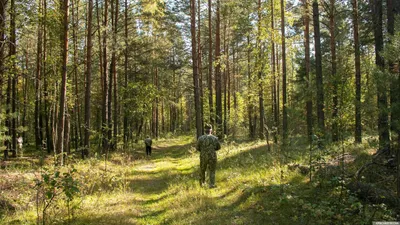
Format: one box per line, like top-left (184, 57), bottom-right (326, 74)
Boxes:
top-left (0, 135), bottom-right (396, 224)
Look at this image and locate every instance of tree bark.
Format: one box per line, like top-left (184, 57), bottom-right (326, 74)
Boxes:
top-left (10, 0), bottom-right (17, 156)
top-left (123, 0), bottom-right (129, 145)
top-left (72, 0), bottom-right (83, 153)
top-left (43, 1), bottom-right (52, 153)
top-left (102, 0), bottom-right (109, 153)
top-left (0, 0), bottom-right (5, 117)
top-left (313, 0), bottom-right (325, 135)
top-left (198, 0), bottom-right (204, 135)
top-left (55, 0), bottom-right (70, 166)
top-left (281, 0), bottom-right (288, 141)
top-left (215, 0), bottom-right (222, 139)
top-left (304, 0), bottom-right (313, 143)
top-left (35, 0), bottom-right (43, 150)
top-left (271, 0), bottom-right (277, 143)
top-left (257, 0), bottom-right (264, 140)
top-left (190, 0), bottom-right (202, 139)
top-left (388, 0), bottom-right (400, 199)
top-left (247, 35), bottom-right (254, 139)
top-left (329, 0), bottom-right (338, 142)
top-left (352, 0), bottom-right (362, 143)
top-left (84, 0), bottom-right (93, 158)
top-left (373, 0), bottom-right (390, 153)
top-left (112, 0), bottom-right (119, 149)
top-left (208, 0), bottom-right (214, 125)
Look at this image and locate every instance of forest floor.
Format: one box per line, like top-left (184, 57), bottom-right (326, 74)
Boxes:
top-left (0, 135), bottom-right (398, 224)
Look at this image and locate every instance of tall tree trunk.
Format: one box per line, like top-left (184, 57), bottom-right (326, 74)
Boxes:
top-left (123, 0), bottom-right (129, 145)
top-left (35, 0), bottom-right (43, 150)
top-left (5, 72), bottom-right (11, 154)
top-left (352, 0), bottom-right (362, 143)
top-left (10, 0), bottom-right (17, 156)
top-left (257, 0), bottom-right (264, 140)
top-left (191, 0), bottom-right (202, 139)
top-left (304, 0), bottom-right (313, 143)
top-left (208, 0), bottom-right (214, 125)
top-left (155, 68), bottom-right (159, 138)
top-left (247, 35), bottom-right (254, 138)
top-left (84, 0), bottom-right (93, 158)
top-left (43, 1), bottom-right (52, 153)
top-left (215, 0), bottom-right (222, 139)
top-left (0, 0), bottom-right (4, 160)
top-left (329, 0), bottom-right (338, 142)
top-left (72, 0), bottom-right (83, 152)
top-left (227, 21), bottom-right (231, 137)
top-left (223, 13), bottom-right (227, 136)
top-left (22, 54), bottom-right (28, 146)
top-left (112, 0), bottom-right (119, 149)
top-left (313, 0), bottom-right (325, 135)
top-left (373, 0), bottom-right (390, 153)
top-left (102, 0), bottom-right (109, 153)
top-left (0, 0), bottom-right (5, 117)
top-left (271, 0), bottom-right (277, 143)
top-left (197, 0), bottom-right (204, 135)
top-left (55, 0), bottom-right (70, 166)
top-left (281, 0), bottom-right (288, 142)
top-left (386, 0), bottom-right (400, 199)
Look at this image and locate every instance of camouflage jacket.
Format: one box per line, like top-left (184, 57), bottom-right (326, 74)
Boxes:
top-left (144, 138), bottom-right (152, 147)
top-left (196, 134), bottom-right (221, 155)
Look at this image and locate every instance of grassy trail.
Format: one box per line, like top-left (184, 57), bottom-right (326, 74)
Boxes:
top-left (1, 136), bottom-right (396, 224)
top-left (73, 137), bottom-right (293, 225)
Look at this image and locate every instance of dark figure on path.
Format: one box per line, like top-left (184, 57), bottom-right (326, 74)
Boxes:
top-left (144, 136), bottom-right (152, 156)
top-left (196, 124), bottom-right (221, 188)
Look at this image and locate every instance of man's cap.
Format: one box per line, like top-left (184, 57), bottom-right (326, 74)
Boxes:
top-left (205, 124), bottom-right (212, 130)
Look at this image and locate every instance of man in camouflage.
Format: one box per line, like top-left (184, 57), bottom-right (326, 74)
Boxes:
top-left (144, 136), bottom-right (152, 156)
top-left (196, 124), bottom-right (221, 188)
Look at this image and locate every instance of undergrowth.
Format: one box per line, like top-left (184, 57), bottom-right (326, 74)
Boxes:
top-left (0, 135), bottom-right (397, 224)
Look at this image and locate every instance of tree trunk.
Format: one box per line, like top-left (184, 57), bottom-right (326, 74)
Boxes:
top-left (64, 113), bottom-right (71, 156)
top-left (22, 55), bottom-right (28, 146)
top-left (84, 0), bottom-right (93, 158)
top-left (0, 0), bottom-right (5, 117)
top-left (257, 0), bottom-right (264, 140)
top-left (155, 68), bottom-right (159, 138)
top-left (43, 1), bottom-right (52, 153)
top-left (112, 0), bottom-right (119, 149)
top-left (388, 0), bottom-right (400, 199)
top-left (35, 0), bottom-right (43, 150)
top-left (304, 0), bottom-right (313, 143)
top-left (223, 13), bottom-right (228, 136)
top-left (313, 0), bottom-right (325, 135)
top-left (198, 0), bottom-right (204, 135)
top-left (123, 0), bottom-right (129, 146)
top-left (208, 0), bottom-right (214, 125)
top-left (247, 35), bottom-right (254, 139)
top-left (271, 0), bottom-right (277, 143)
top-left (352, 0), bottom-right (362, 143)
top-left (281, 0), bottom-right (288, 142)
top-left (55, 0), bottom-right (70, 166)
top-left (10, 0), bottom-right (17, 157)
top-left (373, 0), bottom-right (390, 153)
top-left (190, 0), bottom-right (202, 139)
top-left (102, 0), bottom-right (109, 153)
top-left (329, 0), bottom-right (338, 142)
top-left (72, 0), bottom-right (83, 152)
top-left (215, 0), bottom-right (222, 139)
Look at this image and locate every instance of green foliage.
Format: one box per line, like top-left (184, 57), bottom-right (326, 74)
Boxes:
top-left (34, 165), bottom-right (81, 224)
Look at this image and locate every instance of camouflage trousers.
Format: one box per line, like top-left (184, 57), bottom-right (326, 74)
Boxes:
top-left (199, 152), bottom-right (217, 187)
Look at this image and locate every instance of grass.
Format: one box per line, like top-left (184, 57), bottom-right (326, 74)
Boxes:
top-left (0, 135), bottom-right (397, 224)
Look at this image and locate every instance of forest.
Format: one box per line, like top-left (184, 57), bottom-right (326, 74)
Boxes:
top-left (0, 0), bottom-right (400, 224)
